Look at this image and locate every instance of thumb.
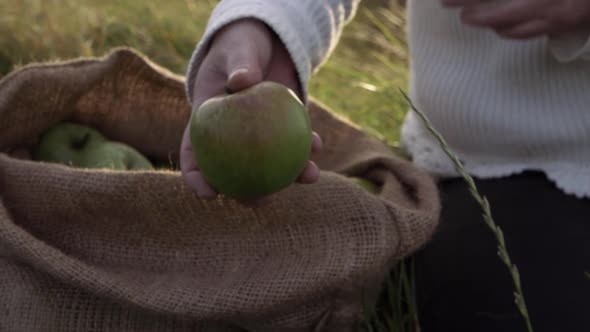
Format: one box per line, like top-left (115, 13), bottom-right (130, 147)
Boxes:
top-left (222, 20), bottom-right (273, 93)
top-left (211, 19), bottom-right (273, 93)
top-left (225, 51), bottom-right (265, 93)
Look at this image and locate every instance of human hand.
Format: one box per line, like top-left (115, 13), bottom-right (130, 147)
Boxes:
top-left (442, 0), bottom-right (590, 39)
top-left (180, 19), bottom-right (322, 199)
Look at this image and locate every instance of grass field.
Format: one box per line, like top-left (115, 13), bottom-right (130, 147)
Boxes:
top-left (0, 0), bottom-right (409, 146)
top-left (0, 0), bottom-right (416, 330)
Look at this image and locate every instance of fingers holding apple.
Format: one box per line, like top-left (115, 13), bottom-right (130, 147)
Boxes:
top-left (297, 132), bottom-right (323, 184)
top-left (181, 18), bottom-right (322, 201)
top-left (180, 124), bottom-right (218, 198)
top-left (185, 81), bottom-right (316, 202)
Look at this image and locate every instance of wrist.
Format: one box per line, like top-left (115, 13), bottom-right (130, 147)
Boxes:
top-left (185, 0), bottom-right (312, 106)
top-left (209, 18), bottom-right (273, 51)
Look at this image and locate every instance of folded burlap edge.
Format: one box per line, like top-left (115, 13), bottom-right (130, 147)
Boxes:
top-left (0, 47), bottom-right (440, 260)
top-left (0, 47), bottom-right (441, 329)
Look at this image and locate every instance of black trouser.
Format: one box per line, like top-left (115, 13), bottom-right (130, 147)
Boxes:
top-left (415, 171), bottom-right (590, 332)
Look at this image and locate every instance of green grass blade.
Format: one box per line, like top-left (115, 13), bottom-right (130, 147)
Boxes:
top-left (398, 89), bottom-right (534, 332)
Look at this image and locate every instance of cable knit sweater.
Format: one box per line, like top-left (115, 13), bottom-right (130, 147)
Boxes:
top-left (186, 0), bottom-right (590, 199)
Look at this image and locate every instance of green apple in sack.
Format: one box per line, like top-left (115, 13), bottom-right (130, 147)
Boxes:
top-left (349, 177), bottom-right (379, 194)
top-left (190, 81), bottom-right (312, 200)
top-left (33, 122), bottom-right (154, 170)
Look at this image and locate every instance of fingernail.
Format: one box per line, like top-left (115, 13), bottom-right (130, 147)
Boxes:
top-left (228, 67), bottom-right (249, 81)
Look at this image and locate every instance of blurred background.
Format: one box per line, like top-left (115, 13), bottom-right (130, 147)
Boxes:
top-left (0, 0), bottom-right (409, 147)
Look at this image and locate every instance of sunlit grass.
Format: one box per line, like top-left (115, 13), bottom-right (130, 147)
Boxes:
top-left (0, 0), bottom-right (408, 146)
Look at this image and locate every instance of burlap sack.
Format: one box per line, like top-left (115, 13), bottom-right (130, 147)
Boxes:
top-left (0, 48), bottom-right (440, 332)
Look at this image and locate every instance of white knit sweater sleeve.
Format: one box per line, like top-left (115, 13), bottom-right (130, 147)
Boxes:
top-left (548, 29), bottom-right (590, 62)
top-left (185, 0), bottom-right (360, 104)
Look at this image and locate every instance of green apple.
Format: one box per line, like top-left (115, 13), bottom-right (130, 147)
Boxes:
top-left (32, 122), bottom-right (153, 170)
top-left (78, 142), bottom-right (154, 170)
top-left (350, 177), bottom-right (380, 194)
top-left (190, 81), bottom-right (312, 200)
